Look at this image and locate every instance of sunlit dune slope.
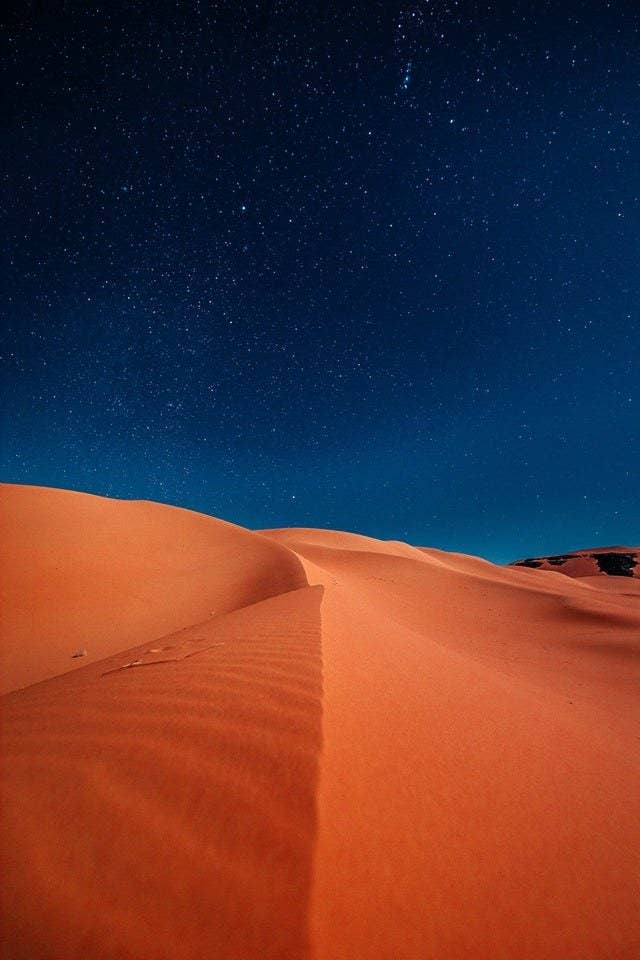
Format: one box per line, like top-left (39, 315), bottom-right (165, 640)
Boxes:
top-left (2, 585), bottom-right (323, 960)
top-left (2, 487), bottom-right (639, 960)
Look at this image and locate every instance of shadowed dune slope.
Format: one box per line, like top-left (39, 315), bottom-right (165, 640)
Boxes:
top-left (264, 528), bottom-right (640, 960)
top-left (0, 484), bottom-right (307, 693)
top-left (1, 585), bottom-right (324, 960)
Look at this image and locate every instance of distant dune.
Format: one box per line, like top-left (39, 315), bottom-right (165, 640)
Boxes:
top-left (510, 545), bottom-right (640, 579)
top-left (2, 485), bottom-right (639, 959)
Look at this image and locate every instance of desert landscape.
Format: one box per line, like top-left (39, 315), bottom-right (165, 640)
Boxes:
top-left (1, 483), bottom-right (639, 959)
top-left (5, 0), bottom-right (639, 956)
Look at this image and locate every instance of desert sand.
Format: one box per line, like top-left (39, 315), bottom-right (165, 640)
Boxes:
top-left (1, 484), bottom-right (639, 959)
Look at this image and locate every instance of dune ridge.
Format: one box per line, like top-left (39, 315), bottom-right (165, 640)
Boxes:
top-left (2, 486), bottom-right (639, 959)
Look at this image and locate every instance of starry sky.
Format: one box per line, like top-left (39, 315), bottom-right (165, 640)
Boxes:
top-left (2, 0), bottom-right (639, 562)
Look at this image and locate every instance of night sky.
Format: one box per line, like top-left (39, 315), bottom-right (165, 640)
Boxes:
top-left (2, 1), bottom-right (639, 562)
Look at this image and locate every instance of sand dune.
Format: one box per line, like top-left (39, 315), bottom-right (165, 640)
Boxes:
top-left (0, 484), bottom-right (306, 694)
top-left (2, 486), bottom-right (639, 959)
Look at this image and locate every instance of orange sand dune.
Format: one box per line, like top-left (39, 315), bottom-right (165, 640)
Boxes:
top-left (2, 486), bottom-right (639, 959)
top-left (0, 483), bottom-right (306, 694)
